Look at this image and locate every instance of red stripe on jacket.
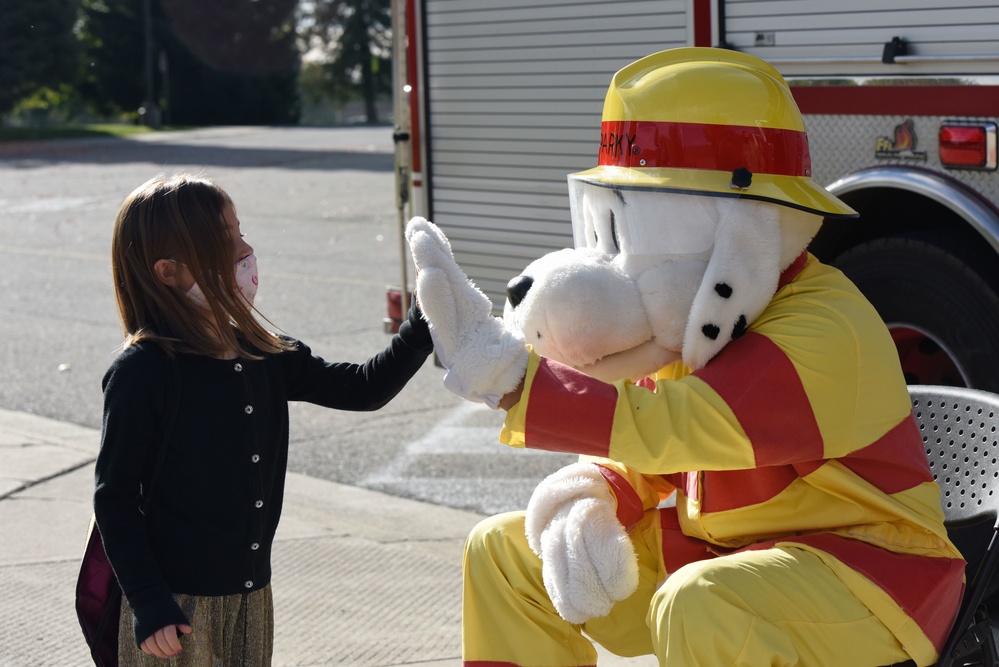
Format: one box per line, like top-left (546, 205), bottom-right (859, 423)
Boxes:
top-left (524, 357), bottom-right (618, 457)
top-left (661, 506), bottom-right (717, 573)
top-left (693, 332), bottom-right (825, 467)
top-left (657, 530), bottom-right (964, 653)
top-left (840, 415), bottom-right (934, 494)
top-left (597, 465), bottom-right (646, 531)
top-left (751, 534), bottom-right (965, 652)
top-left (687, 330), bottom-right (825, 512)
top-left (677, 419), bottom-right (931, 513)
top-left (690, 415), bottom-right (931, 513)
top-left (700, 465), bottom-right (800, 512)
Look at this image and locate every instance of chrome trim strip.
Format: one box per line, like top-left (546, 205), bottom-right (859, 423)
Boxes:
top-left (766, 55), bottom-right (999, 67)
top-left (989, 123), bottom-right (998, 171)
top-left (788, 75), bottom-right (999, 87)
top-left (895, 55), bottom-right (999, 64)
top-left (826, 167), bottom-right (999, 253)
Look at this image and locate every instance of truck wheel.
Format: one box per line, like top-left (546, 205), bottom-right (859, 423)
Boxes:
top-left (832, 235), bottom-right (999, 392)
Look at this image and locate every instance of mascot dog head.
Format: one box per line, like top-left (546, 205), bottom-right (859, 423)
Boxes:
top-left (503, 48), bottom-right (856, 382)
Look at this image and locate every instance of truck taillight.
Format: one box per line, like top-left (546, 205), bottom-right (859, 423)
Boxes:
top-left (939, 122), bottom-right (997, 170)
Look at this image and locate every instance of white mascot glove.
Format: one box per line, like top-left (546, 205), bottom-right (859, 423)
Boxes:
top-left (525, 462), bottom-right (639, 624)
top-left (405, 217), bottom-right (528, 408)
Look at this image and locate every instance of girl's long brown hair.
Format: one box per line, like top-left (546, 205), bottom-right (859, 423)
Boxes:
top-left (111, 174), bottom-right (294, 358)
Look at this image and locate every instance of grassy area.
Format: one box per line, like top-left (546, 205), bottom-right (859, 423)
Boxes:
top-left (0, 124), bottom-right (187, 142)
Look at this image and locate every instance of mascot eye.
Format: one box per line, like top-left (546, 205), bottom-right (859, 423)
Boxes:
top-left (592, 212), bottom-right (621, 252)
top-left (609, 210), bottom-right (620, 252)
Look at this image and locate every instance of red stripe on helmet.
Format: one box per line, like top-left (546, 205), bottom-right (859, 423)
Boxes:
top-left (597, 120), bottom-right (812, 177)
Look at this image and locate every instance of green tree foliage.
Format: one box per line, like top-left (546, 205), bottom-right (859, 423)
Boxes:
top-left (299, 0), bottom-right (392, 123)
top-left (78, 0), bottom-right (146, 117)
top-left (5, 0), bottom-right (385, 126)
top-left (0, 0), bottom-right (79, 116)
top-left (159, 0), bottom-right (301, 125)
top-left (72, 0), bottom-right (301, 125)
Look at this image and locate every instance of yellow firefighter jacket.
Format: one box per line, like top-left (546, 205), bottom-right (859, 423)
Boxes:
top-left (501, 253), bottom-right (964, 665)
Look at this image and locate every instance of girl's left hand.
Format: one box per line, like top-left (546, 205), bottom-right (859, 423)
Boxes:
top-left (140, 623), bottom-right (192, 658)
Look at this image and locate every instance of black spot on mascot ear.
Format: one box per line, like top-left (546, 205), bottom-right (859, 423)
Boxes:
top-left (732, 315), bottom-right (748, 339)
top-left (702, 323), bottom-right (721, 340)
top-left (714, 283), bottom-right (733, 299)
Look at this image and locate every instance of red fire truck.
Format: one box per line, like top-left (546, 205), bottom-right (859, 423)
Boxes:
top-left (389, 0), bottom-right (999, 390)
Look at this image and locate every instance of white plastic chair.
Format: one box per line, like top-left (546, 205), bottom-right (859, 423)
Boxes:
top-left (904, 385), bottom-right (999, 667)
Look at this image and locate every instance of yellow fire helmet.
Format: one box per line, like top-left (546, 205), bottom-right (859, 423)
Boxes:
top-left (570, 47), bottom-right (857, 219)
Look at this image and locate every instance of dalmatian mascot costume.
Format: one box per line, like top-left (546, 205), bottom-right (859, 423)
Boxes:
top-left (406, 48), bottom-right (964, 667)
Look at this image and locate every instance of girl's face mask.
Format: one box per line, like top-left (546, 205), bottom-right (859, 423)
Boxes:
top-left (234, 254), bottom-right (258, 306)
top-left (186, 254), bottom-right (259, 309)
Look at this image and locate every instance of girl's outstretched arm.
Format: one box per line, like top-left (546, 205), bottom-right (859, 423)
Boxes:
top-left (280, 301), bottom-right (434, 411)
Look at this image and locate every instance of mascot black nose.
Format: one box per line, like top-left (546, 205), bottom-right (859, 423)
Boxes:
top-left (506, 274), bottom-right (534, 308)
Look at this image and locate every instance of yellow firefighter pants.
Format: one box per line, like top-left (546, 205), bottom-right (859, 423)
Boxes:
top-left (462, 510), bottom-right (911, 667)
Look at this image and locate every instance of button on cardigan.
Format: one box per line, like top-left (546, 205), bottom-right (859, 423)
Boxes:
top-left (94, 308), bottom-right (433, 644)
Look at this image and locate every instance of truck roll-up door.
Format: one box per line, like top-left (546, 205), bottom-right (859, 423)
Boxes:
top-left (724, 0), bottom-right (999, 76)
top-left (421, 0), bottom-right (688, 307)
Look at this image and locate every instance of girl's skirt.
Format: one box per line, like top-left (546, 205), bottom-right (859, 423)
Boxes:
top-left (118, 584), bottom-right (274, 666)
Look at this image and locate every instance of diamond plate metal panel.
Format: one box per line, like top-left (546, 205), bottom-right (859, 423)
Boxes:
top-left (806, 113), bottom-right (999, 202)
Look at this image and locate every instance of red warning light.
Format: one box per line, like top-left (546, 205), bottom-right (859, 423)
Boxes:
top-left (939, 123), bottom-right (997, 170)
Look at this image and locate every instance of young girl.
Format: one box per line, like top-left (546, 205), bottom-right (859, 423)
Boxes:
top-left (94, 174), bottom-right (433, 665)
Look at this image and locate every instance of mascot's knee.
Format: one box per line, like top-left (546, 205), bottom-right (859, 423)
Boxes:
top-left (464, 511), bottom-right (535, 572)
top-left (648, 560), bottom-right (720, 633)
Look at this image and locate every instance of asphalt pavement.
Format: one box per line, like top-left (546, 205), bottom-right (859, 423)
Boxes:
top-left (0, 406), bottom-right (657, 666)
top-left (0, 126), bottom-right (654, 666)
top-left (0, 125), bottom-right (576, 517)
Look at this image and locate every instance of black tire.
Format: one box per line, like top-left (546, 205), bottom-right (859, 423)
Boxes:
top-left (833, 235), bottom-right (999, 392)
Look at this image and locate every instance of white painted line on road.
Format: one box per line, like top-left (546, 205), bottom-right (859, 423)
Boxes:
top-left (0, 244), bottom-right (105, 262)
top-left (362, 401), bottom-right (560, 490)
top-left (268, 269), bottom-right (388, 288)
top-left (0, 196), bottom-right (100, 213)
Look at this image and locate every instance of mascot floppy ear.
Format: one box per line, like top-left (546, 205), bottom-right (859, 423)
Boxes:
top-left (682, 199), bottom-right (782, 370)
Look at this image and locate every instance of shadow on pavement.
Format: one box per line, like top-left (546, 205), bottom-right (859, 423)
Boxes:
top-left (0, 136), bottom-right (394, 172)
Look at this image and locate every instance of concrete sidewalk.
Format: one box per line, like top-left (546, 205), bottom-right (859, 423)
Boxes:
top-left (0, 408), bottom-right (656, 667)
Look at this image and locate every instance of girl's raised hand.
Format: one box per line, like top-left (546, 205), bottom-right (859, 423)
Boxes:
top-left (140, 623), bottom-right (192, 658)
